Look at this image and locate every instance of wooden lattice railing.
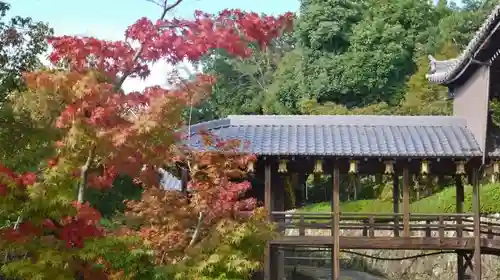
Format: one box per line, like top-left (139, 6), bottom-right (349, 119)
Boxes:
top-left (271, 211), bottom-right (500, 238)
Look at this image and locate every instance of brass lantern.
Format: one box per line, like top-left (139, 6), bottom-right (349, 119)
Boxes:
top-left (384, 161), bottom-right (394, 175)
top-left (349, 160), bottom-right (358, 174)
top-left (421, 160), bottom-right (429, 175)
top-left (278, 159), bottom-right (288, 173)
top-left (247, 161), bottom-right (255, 173)
top-left (313, 159), bottom-right (323, 174)
top-left (455, 161), bottom-right (465, 175)
top-left (492, 161), bottom-right (499, 183)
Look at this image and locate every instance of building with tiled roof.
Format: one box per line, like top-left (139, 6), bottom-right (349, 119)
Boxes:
top-left (186, 4), bottom-right (500, 166)
top-left (181, 5), bottom-right (500, 280)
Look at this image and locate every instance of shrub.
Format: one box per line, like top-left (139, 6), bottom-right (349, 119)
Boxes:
top-left (304, 183), bottom-right (500, 214)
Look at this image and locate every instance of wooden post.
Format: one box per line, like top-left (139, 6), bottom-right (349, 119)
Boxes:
top-left (265, 163), bottom-right (272, 218)
top-left (274, 174), bottom-right (285, 280)
top-left (472, 167), bottom-right (481, 280)
top-left (277, 247), bottom-right (285, 280)
top-left (455, 175), bottom-right (464, 234)
top-left (181, 167), bottom-right (188, 194)
top-left (290, 173), bottom-right (299, 209)
top-left (264, 163), bottom-right (272, 280)
top-left (273, 174), bottom-right (285, 213)
top-left (332, 162), bottom-right (340, 280)
top-left (402, 165), bottom-right (410, 237)
top-left (269, 244), bottom-right (277, 280)
top-left (455, 175), bottom-right (466, 280)
top-left (393, 173), bottom-right (400, 237)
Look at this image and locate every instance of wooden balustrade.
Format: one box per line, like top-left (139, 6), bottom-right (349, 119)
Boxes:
top-left (271, 211), bottom-right (500, 238)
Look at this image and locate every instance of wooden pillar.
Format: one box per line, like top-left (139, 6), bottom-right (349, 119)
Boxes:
top-left (264, 163), bottom-right (272, 280)
top-left (402, 165), bottom-right (410, 237)
top-left (393, 173), bottom-right (400, 237)
top-left (455, 175), bottom-right (466, 280)
top-left (277, 247), bottom-right (285, 280)
top-left (472, 167), bottom-right (481, 280)
top-left (273, 174), bottom-right (285, 280)
top-left (331, 162), bottom-right (340, 280)
top-left (273, 174), bottom-right (285, 213)
top-left (181, 167), bottom-right (188, 194)
top-left (455, 175), bottom-right (464, 222)
top-left (289, 173), bottom-right (299, 209)
top-left (265, 163), bottom-right (272, 217)
top-left (296, 173), bottom-right (306, 208)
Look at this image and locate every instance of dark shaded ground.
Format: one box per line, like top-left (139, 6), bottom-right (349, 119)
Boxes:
top-left (251, 267), bottom-right (385, 280)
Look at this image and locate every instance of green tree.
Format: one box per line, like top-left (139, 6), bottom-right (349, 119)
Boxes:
top-left (295, 0), bottom-right (364, 53)
top-left (166, 208), bottom-right (276, 280)
top-left (264, 48), bottom-right (305, 114)
top-left (295, 0), bottom-right (436, 108)
top-left (397, 42), bottom-right (459, 115)
top-left (195, 31), bottom-right (296, 119)
top-left (0, 3), bottom-right (55, 172)
top-left (0, 2), bottom-right (52, 101)
top-left (422, 0), bottom-right (497, 54)
top-left (299, 98), bottom-right (392, 115)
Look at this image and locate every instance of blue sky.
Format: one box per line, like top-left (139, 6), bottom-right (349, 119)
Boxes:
top-left (7, 0), bottom-right (299, 92)
top-left (9, 0), bottom-right (300, 40)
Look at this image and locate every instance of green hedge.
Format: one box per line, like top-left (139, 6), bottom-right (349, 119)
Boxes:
top-left (303, 183), bottom-right (500, 214)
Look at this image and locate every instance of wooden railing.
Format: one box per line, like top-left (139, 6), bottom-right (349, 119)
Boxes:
top-left (271, 211), bottom-right (500, 238)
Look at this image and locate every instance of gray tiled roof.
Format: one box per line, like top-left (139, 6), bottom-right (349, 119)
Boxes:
top-left (159, 169), bottom-right (182, 190)
top-left (426, 4), bottom-right (500, 84)
top-left (186, 115), bottom-right (482, 158)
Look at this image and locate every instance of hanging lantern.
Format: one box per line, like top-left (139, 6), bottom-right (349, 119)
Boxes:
top-left (384, 161), bottom-right (394, 175)
top-left (313, 160), bottom-right (323, 174)
top-left (421, 160), bottom-right (429, 175)
top-left (247, 161), bottom-right (255, 173)
top-left (278, 159), bottom-right (288, 173)
top-left (455, 161), bottom-right (465, 175)
top-left (349, 160), bottom-right (358, 174)
top-left (491, 161), bottom-right (499, 183)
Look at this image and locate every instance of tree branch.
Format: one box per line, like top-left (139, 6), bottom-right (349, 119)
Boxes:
top-left (77, 145), bottom-right (96, 203)
top-left (114, 0), bottom-right (184, 90)
top-left (188, 211), bottom-right (204, 247)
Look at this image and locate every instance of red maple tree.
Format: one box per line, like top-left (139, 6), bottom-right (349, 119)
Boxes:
top-left (0, 0), bottom-right (292, 277)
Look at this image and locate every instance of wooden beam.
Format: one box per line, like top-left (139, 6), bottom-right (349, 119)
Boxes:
top-left (270, 236), bottom-right (485, 250)
top-left (332, 163), bottom-right (340, 280)
top-left (402, 166), bottom-right (410, 237)
top-left (393, 174), bottom-right (400, 237)
top-left (472, 168), bottom-right (482, 280)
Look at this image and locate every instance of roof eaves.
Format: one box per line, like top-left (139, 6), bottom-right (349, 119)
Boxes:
top-left (426, 4), bottom-right (500, 85)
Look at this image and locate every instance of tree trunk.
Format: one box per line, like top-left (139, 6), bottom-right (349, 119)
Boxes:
top-left (77, 146), bottom-right (96, 203)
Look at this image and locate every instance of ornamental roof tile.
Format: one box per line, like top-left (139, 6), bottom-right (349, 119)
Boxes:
top-left (427, 4), bottom-right (500, 84)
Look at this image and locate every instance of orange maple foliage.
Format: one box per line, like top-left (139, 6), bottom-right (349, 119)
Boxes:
top-left (0, 0), bottom-right (292, 276)
top-left (126, 132), bottom-right (257, 263)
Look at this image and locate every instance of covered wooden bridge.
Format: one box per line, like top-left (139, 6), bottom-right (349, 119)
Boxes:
top-left (182, 3), bottom-right (500, 280)
top-left (186, 114), bottom-right (498, 280)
